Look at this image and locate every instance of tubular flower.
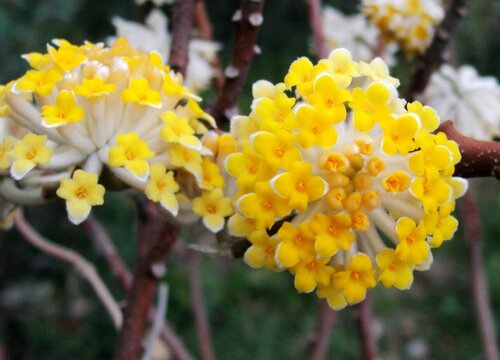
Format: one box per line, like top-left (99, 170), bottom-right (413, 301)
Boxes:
top-left (362, 0), bottom-right (444, 55)
top-left (225, 48), bottom-right (467, 310)
top-left (0, 38), bottom-right (231, 231)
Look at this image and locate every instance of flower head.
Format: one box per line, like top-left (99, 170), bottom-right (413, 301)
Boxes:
top-left (226, 48), bottom-right (466, 310)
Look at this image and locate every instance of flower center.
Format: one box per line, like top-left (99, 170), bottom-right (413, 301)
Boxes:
top-left (25, 150), bottom-right (36, 160)
top-left (351, 271), bottom-right (360, 281)
top-left (248, 163), bottom-right (258, 173)
top-left (75, 187), bottom-right (87, 199)
top-left (328, 225), bottom-right (338, 235)
top-left (262, 200), bottom-right (273, 209)
top-left (389, 263), bottom-right (397, 272)
top-left (265, 245), bottom-right (274, 255)
top-left (276, 113), bottom-right (285, 123)
top-left (294, 235), bottom-right (303, 245)
top-left (275, 147), bottom-right (284, 157)
top-left (295, 181), bottom-right (306, 192)
top-left (156, 180), bottom-right (166, 190)
top-left (307, 261), bottom-right (317, 271)
top-left (125, 148), bottom-right (135, 161)
top-left (207, 203), bottom-right (217, 214)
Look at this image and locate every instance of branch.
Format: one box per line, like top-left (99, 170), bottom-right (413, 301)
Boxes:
top-left (305, 0), bottom-right (328, 60)
top-left (307, 301), bottom-right (337, 360)
top-left (406, 0), bottom-right (468, 101)
top-left (210, 0), bottom-right (265, 128)
top-left (186, 250), bottom-right (215, 360)
top-left (14, 210), bottom-right (123, 329)
top-left (113, 203), bottom-right (179, 360)
top-left (194, 0), bottom-right (224, 91)
top-left (461, 190), bottom-right (500, 360)
top-left (83, 216), bottom-right (194, 360)
top-left (354, 293), bottom-right (379, 360)
top-left (169, 0), bottom-right (197, 76)
top-left (142, 284), bottom-right (169, 360)
top-left (438, 121), bottom-right (500, 179)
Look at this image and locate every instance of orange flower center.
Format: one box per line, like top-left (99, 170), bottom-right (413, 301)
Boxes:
top-left (75, 187), bottom-right (87, 199)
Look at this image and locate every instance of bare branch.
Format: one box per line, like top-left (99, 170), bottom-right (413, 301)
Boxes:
top-left (14, 210), bottom-right (123, 329)
top-left (186, 250), bottom-right (215, 360)
top-left (210, 0), bottom-right (265, 128)
top-left (307, 301), bottom-right (337, 360)
top-left (305, 0), bottom-right (328, 60)
top-left (406, 0), bottom-right (468, 101)
top-left (142, 284), bottom-right (169, 360)
top-left (354, 293), bottom-right (379, 360)
top-left (169, 0), bottom-right (197, 76)
top-left (113, 203), bottom-right (179, 360)
top-left (461, 190), bottom-right (500, 360)
top-left (438, 121), bottom-right (500, 179)
top-left (83, 216), bottom-right (194, 360)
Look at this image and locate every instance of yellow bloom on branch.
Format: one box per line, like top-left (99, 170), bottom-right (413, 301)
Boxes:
top-left (9, 134), bottom-right (53, 180)
top-left (108, 132), bottom-right (155, 180)
top-left (41, 90), bottom-right (85, 127)
top-left (192, 188), bottom-right (233, 233)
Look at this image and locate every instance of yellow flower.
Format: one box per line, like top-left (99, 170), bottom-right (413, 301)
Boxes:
top-left (306, 73), bottom-right (351, 124)
top-left (382, 170), bottom-right (411, 194)
top-left (227, 212), bottom-right (257, 238)
top-left (145, 163), bottom-right (179, 216)
top-left (309, 213), bottom-right (355, 257)
top-left (284, 57), bottom-right (326, 96)
top-left (225, 145), bottom-right (274, 189)
top-left (200, 158), bottom-right (224, 190)
top-left (56, 170), bottom-right (105, 225)
top-left (108, 132), bottom-right (155, 180)
top-left (8, 134), bottom-right (53, 180)
top-left (243, 230), bottom-right (280, 270)
top-left (237, 182), bottom-right (291, 230)
top-left (333, 253), bottom-right (376, 304)
top-left (408, 132), bottom-right (453, 176)
top-left (410, 167), bottom-right (452, 213)
top-left (376, 248), bottom-right (414, 290)
top-left (48, 43), bottom-right (87, 72)
top-left (318, 48), bottom-right (359, 87)
top-left (254, 92), bottom-right (297, 132)
top-left (160, 111), bottom-right (202, 151)
top-left (14, 68), bottom-right (63, 96)
top-left (349, 82), bottom-right (392, 132)
top-left (407, 101), bottom-right (439, 132)
top-left (275, 222), bottom-right (315, 268)
top-left (395, 217), bottom-right (429, 265)
top-left (251, 130), bottom-right (301, 170)
top-left (121, 77), bottom-right (162, 108)
top-left (40, 90), bottom-right (85, 127)
top-left (271, 161), bottom-right (328, 212)
top-left (192, 188), bottom-right (233, 233)
top-left (424, 203), bottom-right (458, 248)
top-left (74, 77), bottom-right (116, 98)
top-left (296, 105), bottom-right (338, 149)
top-left (168, 144), bottom-right (203, 181)
top-left (381, 114), bottom-right (419, 155)
top-left (291, 258), bottom-right (334, 293)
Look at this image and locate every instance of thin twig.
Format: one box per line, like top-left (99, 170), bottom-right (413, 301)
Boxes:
top-left (14, 210), bottom-right (123, 329)
top-left (83, 216), bottom-right (194, 360)
top-left (169, 0), bottom-right (197, 76)
top-left (461, 189), bottom-right (499, 360)
top-left (437, 120), bottom-right (500, 179)
top-left (186, 250), bottom-right (215, 360)
top-left (406, 0), bottom-right (468, 101)
top-left (307, 301), bottom-right (337, 360)
top-left (194, 0), bottom-right (224, 92)
top-left (354, 293), bottom-right (379, 360)
top-left (113, 203), bottom-right (179, 360)
top-left (210, 0), bottom-right (265, 128)
top-left (142, 284), bottom-right (169, 360)
top-left (305, 0), bottom-right (328, 60)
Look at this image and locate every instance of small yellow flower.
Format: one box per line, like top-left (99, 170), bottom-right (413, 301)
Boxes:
top-left (424, 203), bottom-right (458, 248)
top-left (160, 111), bottom-right (202, 151)
top-left (8, 134), bottom-right (53, 180)
top-left (319, 48), bottom-right (359, 87)
top-left (192, 188), bottom-right (233, 233)
top-left (145, 163), bottom-right (179, 216)
top-left (56, 170), bottom-right (105, 225)
top-left (376, 248), bottom-right (414, 290)
top-left (410, 167), bottom-right (452, 213)
top-left (271, 161), bottom-right (328, 212)
top-left (382, 170), bottom-right (411, 194)
top-left (251, 130), bottom-right (301, 170)
top-left (254, 93), bottom-right (297, 132)
top-left (48, 43), bottom-right (87, 72)
top-left (309, 213), bottom-right (355, 257)
top-left (284, 57), bottom-right (326, 96)
top-left (225, 145), bottom-right (274, 189)
top-left (275, 222), bottom-right (315, 268)
top-left (306, 73), bottom-right (351, 124)
top-left (237, 182), bottom-right (291, 230)
top-left (407, 101), bottom-right (439, 132)
top-left (333, 253), bottom-right (376, 304)
top-left (381, 114), bottom-right (419, 155)
top-left (74, 77), bottom-right (116, 98)
top-left (122, 77), bottom-right (162, 108)
top-left (409, 132), bottom-right (452, 176)
top-left (243, 230), bottom-right (280, 270)
top-left (14, 68), bottom-right (63, 96)
top-left (227, 213), bottom-right (257, 238)
top-left (108, 132), bottom-right (155, 180)
top-left (395, 217), bottom-right (429, 265)
top-left (40, 90), bottom-right (85, 127)
top-left (200, 158), bottom-right (224, 190)
top-left (168, 144), bottom-right (203, 181)
top-left (292, 258), bottom-right (334, 293)
top-left (349, 82), bottom-right (392, 132)
top-left (296, 105), bottom-right (338, 149)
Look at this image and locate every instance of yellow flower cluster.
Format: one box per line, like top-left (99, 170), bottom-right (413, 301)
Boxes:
top-left (0, 38), bottom-right (233, 228)
top-left (225, 48), bottom-right (467, 309)
top-left (362, 0), bottom-right (444, 55)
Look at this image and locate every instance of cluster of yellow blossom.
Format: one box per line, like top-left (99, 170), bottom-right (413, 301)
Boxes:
top-left (0, 38), bottom-right (234, 229)
top-left (362, 0), bottom-right (444, 55)
top-left (225, 48), bottom-right (467, 309)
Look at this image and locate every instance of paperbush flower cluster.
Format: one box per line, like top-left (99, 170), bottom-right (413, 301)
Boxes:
top-left (0, 38), bottom-right (234, 229)
top-left (421, 64), bottom-right (500, 141)
top-left (362, 0), bottom-right (444, 55)
top-left (225, 48), bottom-right (467, 309)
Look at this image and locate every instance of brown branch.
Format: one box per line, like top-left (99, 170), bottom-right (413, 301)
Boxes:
top-left (305, 0), bottom-right (328, 60)
top-left (83, 216), bottom-right (194, 360)
top-left (113, 203), bottom-right (179, 360)
top-left (406, 0), bottom-right (468, 101)
top-left (307, 301), bottom-right (337, 360)
top-left (186, 250), bottom-right (215, 360)
top-left (194, 0), bottom-right (224, 92)
top-left (14, 210), bottom-right (123, 329)
top-left (354, 293), bottom-right (379, 360)
top-left (210, 0), bottom-right (265, 128)
top-left (169, 0), bottom-right (197, 76)
top-left (437, 121), bottom-right (500, 179)
top-left (461, 190), bottom-right (500, 360)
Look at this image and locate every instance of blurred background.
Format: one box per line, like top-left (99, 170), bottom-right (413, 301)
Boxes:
top-left (0, 0), bottom-right (499, 359)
